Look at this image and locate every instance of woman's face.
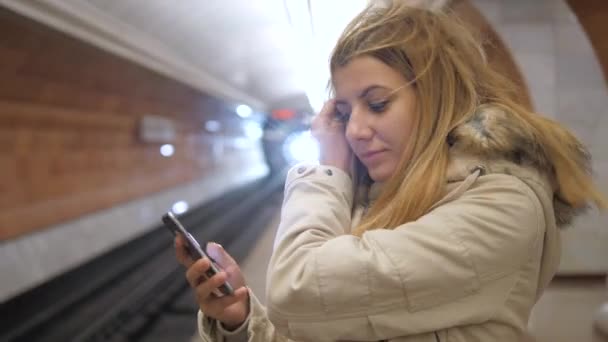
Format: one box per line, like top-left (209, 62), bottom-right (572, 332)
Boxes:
top-left (332, 56), bottom-right (417, 182)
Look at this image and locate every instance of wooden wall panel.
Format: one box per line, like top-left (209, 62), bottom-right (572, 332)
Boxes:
top-left (0, 8), bottom-right (247, 240)
top-left (566, 0), bottom-right (608, 85)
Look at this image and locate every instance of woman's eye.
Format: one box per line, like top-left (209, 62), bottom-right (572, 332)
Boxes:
top-left (334, 110), bottom-right (350, 123)
top-left (369, 100), bottom-right (389, 112)
top-left (334, 103), bottom-right (351, 122)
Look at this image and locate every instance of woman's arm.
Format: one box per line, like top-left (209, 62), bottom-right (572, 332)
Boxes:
top-left (266, 164), bottom-right (544, 341)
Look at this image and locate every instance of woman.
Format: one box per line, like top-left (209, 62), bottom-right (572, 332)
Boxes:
top-left (176, 3), bottom-right (607, 341)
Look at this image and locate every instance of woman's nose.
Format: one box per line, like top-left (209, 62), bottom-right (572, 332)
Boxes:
top-left (345, 109), bottom-right (373, 141)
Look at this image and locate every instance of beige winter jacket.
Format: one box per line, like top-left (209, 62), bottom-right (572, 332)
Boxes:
top-left (198, 106), bottom-right (587, 341)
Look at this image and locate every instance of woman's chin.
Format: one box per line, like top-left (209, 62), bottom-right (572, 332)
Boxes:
top-left (367, 167), bottom-right (392, 183)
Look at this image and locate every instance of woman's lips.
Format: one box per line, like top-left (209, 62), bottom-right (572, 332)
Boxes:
top-left (360, 149), bottom-right (387, 164)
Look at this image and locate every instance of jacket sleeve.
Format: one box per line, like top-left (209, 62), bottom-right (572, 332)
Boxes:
top-left (198, 290), bottom-right (291, 342)
top-left (265, 164), bottom-right (545, 341)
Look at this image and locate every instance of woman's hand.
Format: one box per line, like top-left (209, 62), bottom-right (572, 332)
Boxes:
top-left (311, 100), bottom-right (354, 176)
top-left (175, 236), bottom-right (250, 330)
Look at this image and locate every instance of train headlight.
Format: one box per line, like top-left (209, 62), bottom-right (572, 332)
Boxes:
top-left (282, 130), bottom-right (319, 164)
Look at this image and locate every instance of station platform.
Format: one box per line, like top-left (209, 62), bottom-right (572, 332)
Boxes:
top-left (2, 176), bottom-right (605, 342)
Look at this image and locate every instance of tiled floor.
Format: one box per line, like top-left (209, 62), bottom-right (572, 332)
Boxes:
top-left (213, 214), bottom-right (608, 342)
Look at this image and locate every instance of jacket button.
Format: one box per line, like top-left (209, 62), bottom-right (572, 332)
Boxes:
top-left (471, 165), bottom-right (486, 175)
top-left (325, 169), bottom-right (333, 176)
top-left (297, 166), bottom-right (307, 174)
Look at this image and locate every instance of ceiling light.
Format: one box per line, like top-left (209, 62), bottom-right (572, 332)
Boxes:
top-left (236, 104), bottom-right (253, 118)
top-left (171, 201), bottom-right (189, 215)
top-left (205, 120), bottom-right (222, 132)
top-left (160, 144), bottom-right (175, 157)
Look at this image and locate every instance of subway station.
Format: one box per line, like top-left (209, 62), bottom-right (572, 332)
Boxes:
top-left (0, 1), bottom-right (607, 341)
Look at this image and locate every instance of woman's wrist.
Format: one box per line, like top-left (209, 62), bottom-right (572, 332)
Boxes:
top-left (218, 290), bottom-right (251, 332)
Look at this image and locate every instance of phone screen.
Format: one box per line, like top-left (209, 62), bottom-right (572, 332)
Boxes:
top-left (162, 212), bottom-right (234, 296)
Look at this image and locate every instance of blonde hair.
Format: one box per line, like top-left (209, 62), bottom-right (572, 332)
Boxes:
top-left (329, 2), bottom-right (607, 236)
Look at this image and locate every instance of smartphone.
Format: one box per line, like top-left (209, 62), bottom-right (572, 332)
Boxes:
top-left (162, 212), bottom-right (234, 297)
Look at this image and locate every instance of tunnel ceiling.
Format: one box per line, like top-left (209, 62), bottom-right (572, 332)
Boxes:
top-left (1, 0), bottom-right (606, 125)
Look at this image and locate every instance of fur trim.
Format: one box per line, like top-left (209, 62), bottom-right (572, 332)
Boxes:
top-left (446, 105), bottom-right (592, 227)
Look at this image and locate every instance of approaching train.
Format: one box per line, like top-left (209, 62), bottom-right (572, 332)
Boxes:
top-left (261, 108), bottom-right (319, 175)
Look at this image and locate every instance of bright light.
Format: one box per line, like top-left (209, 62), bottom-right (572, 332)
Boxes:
top-left (305, 88), bottom-right (328, 114)
top-left (234, 137), bottom-right (251, 149)
top-left (236, 104), bottom-right (253, 118)
top-left (205, 120), bottom-right (221, 132)
top-left (171, 201), bottom-right (189, 215)
top-left (160, 144), bottom-right (174, 157)
top-left (243, 121), bottom-right (263, 140)
top-left (284, 0), bottom-right (368, 112)
top-left (282, 130), bottom-right (320, 164)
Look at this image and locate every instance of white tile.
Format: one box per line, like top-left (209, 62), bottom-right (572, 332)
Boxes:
top-left (555, 28), bottom-right (606, 87)
top-left (531, 88), bottom-right (557, 120)
top-left (555, 59), bottom-right (606, 95)
top-left (555, 21), bottom-right (595, 57)
top-left (500, 0), bottom-right (554, 24)
top-left (592, 122), bottom-right (608, 163)
top-left (555, 88), bottom-right (607, 129)
top-left (495, 23), bottom-right (555, 55)
top-left (560, 214), bottom-right (608, 274)
top-left (511, 52), bottom-right (556, 116)
top-left (591, 161), bottom-right (608, 193)
top-left (559, 159), bottom-right (608, 274)
top-left (552, 0), bottom-right (578, 25)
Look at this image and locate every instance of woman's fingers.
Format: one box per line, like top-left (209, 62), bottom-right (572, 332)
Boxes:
top-left (206, 242), bottom-right (235, 269)
top-left (206, 242), bottom-right (246, 288)
top-left (187, 259), bottom-right (248, 310)
top-left (185, 258), bottom-right (211, 288)
top-left (312, 99), bottom-right (337, 129)
top-left (318, 99), bottom-right (337, 121)
top-left (175, 234), bottom-right (249, 326)
top-left (310, 99), bottom-right (354, 174)
top-left (194, 271), bottom-right (229, 302)
top-left (201, 286), bottom-right (249, 313)
top-left (174, 235), bottom-right (194, 268)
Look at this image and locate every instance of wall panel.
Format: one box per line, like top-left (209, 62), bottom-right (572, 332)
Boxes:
top-left (0, 7), bottom-right (250, 240)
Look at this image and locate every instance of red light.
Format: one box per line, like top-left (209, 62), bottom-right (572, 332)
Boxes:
top-left (271, 109), bottom-right (295, 120)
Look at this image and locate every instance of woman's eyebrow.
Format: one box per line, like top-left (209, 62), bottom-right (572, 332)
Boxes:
top-left (359, 85), bottom-right (389, 98)
top-left (335, 85), bottom-right (390, 103)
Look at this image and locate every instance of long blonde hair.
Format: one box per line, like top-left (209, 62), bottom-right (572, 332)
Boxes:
top-left (329, 2), bottom-right (607, 236)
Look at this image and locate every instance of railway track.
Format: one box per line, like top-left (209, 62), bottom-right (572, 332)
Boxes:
top-left (1, 174), bottom-right (284, 342)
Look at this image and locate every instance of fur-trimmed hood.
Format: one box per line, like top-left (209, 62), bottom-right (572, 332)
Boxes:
top-left (363, 105), bottom-right (590, 228)
top-left (359, 104), bottom-right (581, 304)
top-left (445, 104), bottom-right (591, 228)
